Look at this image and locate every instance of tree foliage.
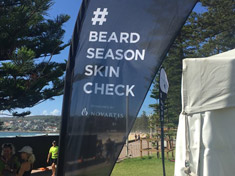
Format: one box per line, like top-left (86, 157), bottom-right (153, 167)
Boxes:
top-left (0, 0), bottom-right (70, 112)
top-left (12, 111), bottom-right (31, 118)
top-left (132, 111), bottom-right (149, 132)
top-left (150, 0), bottom-right (235, 128)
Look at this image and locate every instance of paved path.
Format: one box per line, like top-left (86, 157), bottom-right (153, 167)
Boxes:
top-left (32, 170), bottom-right (51, 176)
top-left (118, 139), bottom-right (155, 160)
top-left (31, 167), bottom-right (52, 176)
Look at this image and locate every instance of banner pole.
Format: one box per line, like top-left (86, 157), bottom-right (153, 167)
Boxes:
top-left (159, 67), bottom-right (169, 176)
top-left (126, 95), bottom-right (129, 157)
top-left (160, 89), bottom-right (166, 176)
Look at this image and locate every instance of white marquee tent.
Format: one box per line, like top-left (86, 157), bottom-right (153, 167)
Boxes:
top-left (175, 49), bottom-right (235, 176)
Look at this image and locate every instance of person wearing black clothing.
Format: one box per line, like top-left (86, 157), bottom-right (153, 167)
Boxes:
top-left (17, 146), bottom-right (35, 176)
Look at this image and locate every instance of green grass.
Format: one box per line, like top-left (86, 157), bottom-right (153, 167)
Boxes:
top-left (111, 156), bottom-right (175, 176)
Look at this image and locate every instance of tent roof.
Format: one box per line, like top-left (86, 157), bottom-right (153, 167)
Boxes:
top-left (182, 49), bottom-right (235, 114)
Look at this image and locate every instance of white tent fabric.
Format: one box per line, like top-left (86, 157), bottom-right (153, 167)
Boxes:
top-left (182, 49), bottom-right (235, 114)
top-left (174, 49), bottom-right (235, 176)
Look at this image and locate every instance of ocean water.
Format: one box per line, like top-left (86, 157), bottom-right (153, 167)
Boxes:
top-left (0, 131), bottom-right (59, 137)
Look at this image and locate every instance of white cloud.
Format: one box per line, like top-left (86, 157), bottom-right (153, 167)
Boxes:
top-left (42, 110), bottom-right (48, 115)
top-left (50, 109), bottom-right (60, 116)
top-left (0, 111), bottom-right (4, 117)
top-left (0, 110), bottom-right (11, 117)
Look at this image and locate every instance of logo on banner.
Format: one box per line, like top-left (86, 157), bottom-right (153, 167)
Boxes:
top-left (81, 108), bottom-right (88, 116)
top-left (81, 107), bottom-right (124, 118)
top-left (92, 8), bottom-right (108, 25)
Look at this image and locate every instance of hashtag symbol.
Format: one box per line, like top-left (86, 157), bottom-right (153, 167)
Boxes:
top-left (91, 8), bottom-right (108, 26)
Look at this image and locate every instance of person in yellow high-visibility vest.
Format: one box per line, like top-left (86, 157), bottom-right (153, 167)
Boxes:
top-left (47, 141), bottom-right (59, 176)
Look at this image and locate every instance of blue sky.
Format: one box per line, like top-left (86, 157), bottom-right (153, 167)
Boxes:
top-left (1, 1), bottom-right (203, 117)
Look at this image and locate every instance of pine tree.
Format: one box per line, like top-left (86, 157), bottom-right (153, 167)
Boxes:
top-left (132, 111), bottom-right (149, 132)
top-left (0, 0), bottom-right (70, 113)
top-left (198, 0), bottom-right (235, 56)
top-left (139, 111), bottom-right (149, 132)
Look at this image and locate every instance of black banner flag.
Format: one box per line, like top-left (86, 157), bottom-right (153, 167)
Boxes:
top-left (58, 0), bottom-right (197, 175)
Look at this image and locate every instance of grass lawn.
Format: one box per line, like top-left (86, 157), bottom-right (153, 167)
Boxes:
top-left (111, 156), bottom-right (175, 176)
